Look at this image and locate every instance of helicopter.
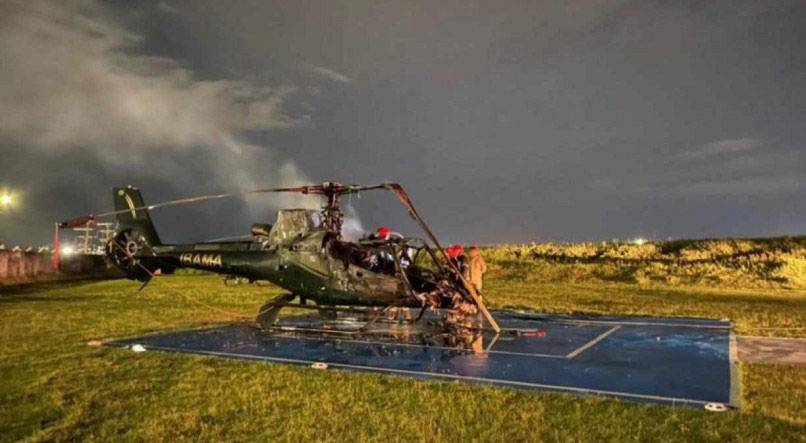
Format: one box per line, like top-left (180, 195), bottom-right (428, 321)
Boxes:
top-left (59, 182), bottom-right (500, 335)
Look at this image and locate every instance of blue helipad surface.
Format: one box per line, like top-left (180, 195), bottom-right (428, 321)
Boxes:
top-left (107, 311), bottom-right (737, 408)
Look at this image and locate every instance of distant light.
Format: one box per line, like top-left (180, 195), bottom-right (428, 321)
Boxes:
top-left (0, 193), bottom-right (12, 208)
top-left (632, 237), bottom-right (648, 246)
top-left (60, 246), bottom-right (75, 256)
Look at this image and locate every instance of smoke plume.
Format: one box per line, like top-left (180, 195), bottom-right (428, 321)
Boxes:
top-left (0, 0), bottom-right (317, 242)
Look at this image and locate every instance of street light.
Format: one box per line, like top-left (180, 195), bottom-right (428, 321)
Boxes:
top-left (0, 193), bottom-right (12, 208)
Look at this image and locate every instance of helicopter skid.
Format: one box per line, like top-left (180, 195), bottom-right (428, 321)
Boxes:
top-left (256, 291), bottom-right (484, 335)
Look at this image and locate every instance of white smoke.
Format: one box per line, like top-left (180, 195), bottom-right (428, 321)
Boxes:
top-left (0, 0), bottom-right (312, 206)
top-left (341, 203), bottom-right (366, 241)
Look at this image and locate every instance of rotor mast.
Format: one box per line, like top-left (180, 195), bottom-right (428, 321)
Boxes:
top-left (319, 182), bottom-right (345, 237)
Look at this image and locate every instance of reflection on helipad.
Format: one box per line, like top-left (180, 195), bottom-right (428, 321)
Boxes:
top-left (107, 311), bottom-right (736, 408)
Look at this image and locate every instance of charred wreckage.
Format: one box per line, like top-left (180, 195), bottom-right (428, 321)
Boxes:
top-left (59, 182), bottom-right (500, 347)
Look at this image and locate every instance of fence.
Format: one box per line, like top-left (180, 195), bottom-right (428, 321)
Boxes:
top-left (0, 249), bottom-right (57, 284)
top-left (0, 249), bottom-right (123, 286)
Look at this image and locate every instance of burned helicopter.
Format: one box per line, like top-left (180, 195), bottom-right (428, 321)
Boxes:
top-left (60, 182), bottom-right (500, 334)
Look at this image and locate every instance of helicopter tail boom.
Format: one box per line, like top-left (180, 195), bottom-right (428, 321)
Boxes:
top-left (113, 186), bottom-right (161, 247)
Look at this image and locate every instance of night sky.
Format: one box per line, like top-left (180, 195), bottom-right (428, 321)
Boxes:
top-left (1, 0), bottom-right (804, 246)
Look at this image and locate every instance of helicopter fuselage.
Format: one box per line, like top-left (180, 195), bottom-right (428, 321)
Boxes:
top-left (139, 237), bottom-right (413, 308)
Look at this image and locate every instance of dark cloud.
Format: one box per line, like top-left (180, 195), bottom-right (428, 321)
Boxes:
top-left (1, 0), bottom-right (804, 246)
top-left (0, 0), bottom-right (315, 244)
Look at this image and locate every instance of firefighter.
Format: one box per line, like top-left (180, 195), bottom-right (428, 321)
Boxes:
top-left (466, 246), bottom-right (487, 292)
top-left (371, 226), bottom-right (403, 241)
top-left (373, 226), bottom-right (390, 240)
top-left (366, 226), bottom-right (402, 273)
top-left (445, 244), bottom-right (468, 278)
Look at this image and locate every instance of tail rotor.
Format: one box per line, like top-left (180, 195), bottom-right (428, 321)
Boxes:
top-left (106, 186), bottom-right (163, 283)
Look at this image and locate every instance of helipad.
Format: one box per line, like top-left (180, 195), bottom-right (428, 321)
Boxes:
top-left (107, 311), bottom-right (737, 408)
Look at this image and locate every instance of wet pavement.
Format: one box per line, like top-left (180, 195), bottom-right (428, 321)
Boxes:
top-left (107, 311), bottom-right (737, 408)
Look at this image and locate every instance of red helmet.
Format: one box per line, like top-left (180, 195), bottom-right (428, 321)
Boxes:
top-left (446, 244), bottom-right (464, 258)
top-left (376, 226), bottom-right (390, 239)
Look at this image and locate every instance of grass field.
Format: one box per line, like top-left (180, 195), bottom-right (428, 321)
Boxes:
top-left (482, 236), bottom-right (806, 290)
top-left (1, 272), bottom-right (805, 441)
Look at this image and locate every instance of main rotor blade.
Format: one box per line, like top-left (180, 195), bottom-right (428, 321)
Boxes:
top-left (59, 182), bottom-right (399, 227)
top-left (138, 277), bottom-right (152, 292)
top-left (383, 183), bottom-right (501, 333)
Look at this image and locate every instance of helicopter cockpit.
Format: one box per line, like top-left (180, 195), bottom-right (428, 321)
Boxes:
top-left (253, 209), bottom-right (324, 247)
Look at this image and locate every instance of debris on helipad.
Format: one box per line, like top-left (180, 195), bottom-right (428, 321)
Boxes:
top-left (130, 344), bottom-right (147, 353)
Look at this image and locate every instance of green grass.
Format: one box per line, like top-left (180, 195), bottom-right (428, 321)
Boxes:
top-left (1, 275), bottom-right (805, 442)
top-left (484, 264), bottom-right (806, 337)
top-left (483, 237), bottom-right (806, 289)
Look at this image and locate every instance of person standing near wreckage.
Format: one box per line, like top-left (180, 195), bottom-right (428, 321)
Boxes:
top-left (446, 244), bottom-right (469, 281)
top-left (466, 246), bottom-right (487, 292)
